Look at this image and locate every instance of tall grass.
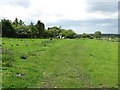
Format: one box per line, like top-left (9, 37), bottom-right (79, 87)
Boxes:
top-left (2, 48), bottom-right (15, 67)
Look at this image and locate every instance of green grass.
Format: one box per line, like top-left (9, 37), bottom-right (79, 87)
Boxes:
top-left (2, 38), bottom-right (118, 88)
top-left (0, 37), bottom-right (2, 90)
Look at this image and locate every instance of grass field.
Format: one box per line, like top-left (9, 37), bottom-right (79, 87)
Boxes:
top-left (2, 38), bottom-right (118, 88)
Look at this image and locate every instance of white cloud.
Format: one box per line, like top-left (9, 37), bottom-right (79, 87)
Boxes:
top-left (0, 0), bottom-right (118, 33)
top-left (0, 0), bottom-right (117, 23)
top-left (87, 12), bottom-right (117, 20)
top-left (28, 0), bottom-right (88, 22)
top-left (0, 0), bottom-right (30, 21)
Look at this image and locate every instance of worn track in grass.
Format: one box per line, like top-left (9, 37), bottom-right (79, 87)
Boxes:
top-left (2, 38), bottom-right (118, 88)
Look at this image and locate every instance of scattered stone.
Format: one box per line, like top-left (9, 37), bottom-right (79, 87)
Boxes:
top-left (16, 73), bottom-right (25, 77)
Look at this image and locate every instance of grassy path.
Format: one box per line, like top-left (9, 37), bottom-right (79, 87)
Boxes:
top-left (2, 39), bottom-right (118, 88)
top-left (39, 39), bottom-right (118, 88)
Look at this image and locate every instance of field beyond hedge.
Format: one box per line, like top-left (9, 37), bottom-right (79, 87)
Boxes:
top-left (2, 38), bottom-right (118, 88)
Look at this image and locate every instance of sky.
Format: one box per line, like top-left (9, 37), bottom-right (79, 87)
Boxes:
top-left (0, 0), bottom-right (119, 34)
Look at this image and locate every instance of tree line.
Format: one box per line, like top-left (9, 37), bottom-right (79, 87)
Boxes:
top-left (0, 18), bottom-right (102, 39)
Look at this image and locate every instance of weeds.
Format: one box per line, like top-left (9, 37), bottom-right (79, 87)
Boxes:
top-left (41, 40), bottom-right (55, 47)
top-left (2, 48), bottom-right (15, 67)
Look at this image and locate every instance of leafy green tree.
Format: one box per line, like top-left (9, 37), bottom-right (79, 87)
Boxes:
top-left (0, 21), bottom-right (2, 36)
top-left (66, 30), bottom-right (76, 38)
top-left (2, 19), bottom-right (16, 37)
top-left (19, 19), bottom-right (24, 26)
top-left (47, 26), bottom-right (61, 38)
top-left (13, 17), bottom-right (19, 27)
top-left (12, 18), bottom-right (30, 37)
top-left (75, 34), bottom-right (81, 38)
top-left (36, 20), bottom-right (45, 38)
top-left (42, 29), bottom-right (50, 38)
top-left (111, 34), bottom-right (115, 39)
top-left (87, 34), bottom-right (93, 39)
top-left (29, 22), bottom-right (37, 37)
top-left (94, 31), bottom-right (102, 39)
top-left (16, 25), bottom-right (30, 37)
top-left (59, 29), bottom-right (76, 38)
top-left (82, 33), bottom-right (88, 38)
top-left (1, 18), bottom-right (80, 39)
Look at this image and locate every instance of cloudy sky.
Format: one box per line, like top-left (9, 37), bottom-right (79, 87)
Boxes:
top-left (0, 0), bottom-right (119, 34)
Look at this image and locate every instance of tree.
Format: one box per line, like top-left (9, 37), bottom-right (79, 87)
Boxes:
top-left (36, 20), bottom-right (45, 38)
top-left (94, 31), bottom-right (102, 39)
top-left (66, 30), bottom-right (76, 38)
top-left (47, 26), bottom-right (61, 38)
top-left (12, 18), bottom-right (20, 36)
top-left (59, 29), bottom-right (76, 39)
top-left (111, 34), bottom-right (115, 39)
top-left (0, 21), bottom-right (2, 36)
top-left (12, 18), bottom-right (31, 38)
top-left (87, 34), bottom-right (93, 39)
top-left (75, 34), bottom-right (81, 38)
top-left (1, 18), bottom-right (82, 38)
top-left (16, 25), bottom-right (30, 38)
top-left (2, 19), bottom-right (16, 37)
top-left (13, 17), bottom-right (19, 27)
top-left (82, 33), bottom-right (88, 38)
top-left (19, 19), bottom-right (24, 26)
top-left (29, 22), bottom-right (37, 37)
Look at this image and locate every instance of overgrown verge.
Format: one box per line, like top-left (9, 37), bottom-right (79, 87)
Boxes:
top-left (2, 48), bottom-right (15, 67)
